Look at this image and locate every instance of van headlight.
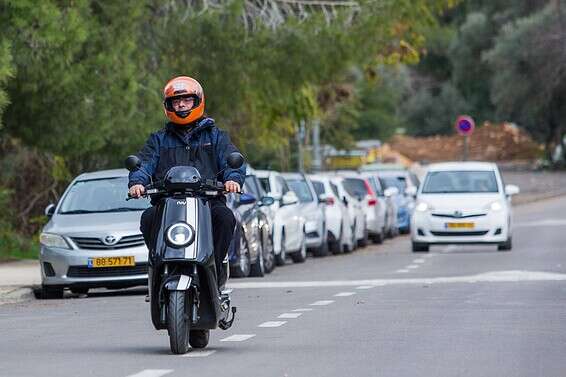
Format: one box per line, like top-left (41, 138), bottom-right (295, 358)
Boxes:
top-left (489, 201), bottom-right (503, 212)
top-left (166, 223), bottom-right (195, 248)
top-left (40, 233), bottom-right (71, 249)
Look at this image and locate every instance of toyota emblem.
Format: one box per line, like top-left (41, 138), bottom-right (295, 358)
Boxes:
top-left (103, 235), bottom-right (119, 246)
top-left (454, 211), bottom-right (463, 218)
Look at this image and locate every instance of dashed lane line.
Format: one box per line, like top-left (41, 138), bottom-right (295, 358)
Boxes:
top-left (407, 265), bottom-right (420, 269)
top-left (356, 286), bottom-right (374, 290)
top-left (278, 313), bottom-right (302, 319)
top-left (413, 259), bottom-right (426, 264)
top-left (259, 321), bottom-right (287, 328)
top-left (395, 269), bottom-right (410, 273)
top-left (292, 308), bottom-right (313, 312)
top-left (310, 300), bottom-right (335, 306)
top-left (334, 292), bottom-right (356, 297)
top-left (220, 334), bottom-right (256, 342)
top-left (181, 350), bottom-right (217, 358)
top-left (126, 370), bottom-right (173, 377)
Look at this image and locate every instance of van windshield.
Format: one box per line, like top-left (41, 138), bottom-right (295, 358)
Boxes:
top-left (59, 177), bottom-right (150, 214)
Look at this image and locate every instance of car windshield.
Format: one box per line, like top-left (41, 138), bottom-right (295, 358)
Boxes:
top-left (422, 171), bottom-right (499, 194)
top-left (343, 178), bottom-right (367, 198)
top-left (380, 176), bottom-right (407, 194)
top-left (59, 177), bottom-right (150, 214)
top-left (287, 179), bottom-right (313, 203)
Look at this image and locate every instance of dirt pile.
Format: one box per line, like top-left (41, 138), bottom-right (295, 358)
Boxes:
top-left (388, 123), bottom-right (542, 162)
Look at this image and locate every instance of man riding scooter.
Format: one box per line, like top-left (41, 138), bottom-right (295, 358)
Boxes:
top-left (128, 76), bottom-right (245, 292)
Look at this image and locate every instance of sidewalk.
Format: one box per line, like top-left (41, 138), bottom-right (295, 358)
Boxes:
top-left (0, 260), bottom-right (40, 305)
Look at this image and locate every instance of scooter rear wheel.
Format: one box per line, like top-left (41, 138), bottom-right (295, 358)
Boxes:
top-left (167, 291), bottom-right (191, 354)
top-left (189, 330), bottom-right (210, 348)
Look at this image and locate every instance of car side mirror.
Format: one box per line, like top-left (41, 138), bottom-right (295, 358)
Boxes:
top-left (125, 155), bottom-right (141, 172)
top-left (405, 186), bottom-right (417, 197)
top-left (281, 191), bottom-right (299, 206)
top-left (238, 193), bottom-right (256, 206)
top-left (259, 196), bottom-right (275, 207)
top-left (318, 193), bottom-right (329, 204)
top-left (505, 184), bottom-right (520, 196)
top-left (227, 152), bottom-right (244, 169)
top-left (45, 203), bottom-right (56, 218)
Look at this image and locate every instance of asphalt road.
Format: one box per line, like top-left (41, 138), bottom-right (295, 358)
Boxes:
top-left (1, 197), bottom-right (566, 377)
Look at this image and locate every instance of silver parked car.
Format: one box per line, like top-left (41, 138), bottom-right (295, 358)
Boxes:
top-left (39, 169), bottom-right (150, 298)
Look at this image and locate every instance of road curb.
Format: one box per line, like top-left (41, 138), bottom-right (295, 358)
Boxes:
top-left (0, 286), bottom-right (35, 305)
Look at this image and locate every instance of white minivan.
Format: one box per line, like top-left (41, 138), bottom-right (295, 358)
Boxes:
top-left (411, 162), bottom-right (520, 252)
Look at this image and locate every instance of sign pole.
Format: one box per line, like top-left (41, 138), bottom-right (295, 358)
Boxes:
top-left (463, 135), bottom-right (468, 161)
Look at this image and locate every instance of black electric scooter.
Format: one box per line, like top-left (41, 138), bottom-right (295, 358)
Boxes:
top-left (125, 152), bottom-right (243, 354)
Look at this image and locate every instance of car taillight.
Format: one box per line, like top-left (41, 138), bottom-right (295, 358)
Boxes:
top-left (368, 197), bottom-right (377, 206)
top-left (326, 197), bottom-right (335, 206)
top-left (363, 179), bottom-right (377, 206)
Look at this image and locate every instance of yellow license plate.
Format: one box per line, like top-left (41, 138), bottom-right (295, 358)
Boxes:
top-left (445, 222), bottom-right (475, 229)
top-left (88, 256), bottom-right (135, 268)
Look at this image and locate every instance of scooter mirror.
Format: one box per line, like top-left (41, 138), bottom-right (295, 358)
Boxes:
top-left (125, 155), bottom-right (141, 172)
top-left (227, 152), bottom-right (244, 169)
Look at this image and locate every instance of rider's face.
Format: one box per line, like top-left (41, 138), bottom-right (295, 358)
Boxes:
top-left (172, 97), bottom-right (195, 112)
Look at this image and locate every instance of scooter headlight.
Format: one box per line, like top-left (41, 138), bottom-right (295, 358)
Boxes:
top-left (166, 222), bottom-right (195, 248)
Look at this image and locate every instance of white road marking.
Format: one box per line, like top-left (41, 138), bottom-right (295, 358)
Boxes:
top-left (181, 350), bottom-right (217, 358)
top-left (126, 370), bottom-right (173, 377)
top-left (259, 321), bottom-right (287, 327)
top-left (227, 271), bottom-right (566, 289)
top-left (395, 269), bottom-right (410, 273)
top-left (220, 334), bottom-right (256, 342)
top-left (278, 313), bottom-right (302, 319)
top-left (515, 219), bottom-right (566, 227)
top-left (413, 259), bottom-right (426, 264)
top-left (424, 254), bottom-right (435, 258)
top-left (310, 300), bottom-right (335, 306)
top-left (334, 292), bottom-right (356, 297)
top-left (356, 285), bottom-right (374, 290)
top-left (407, 265), bottom-right (420, 269)
top-left (292, 308), bottom-right (313, 312)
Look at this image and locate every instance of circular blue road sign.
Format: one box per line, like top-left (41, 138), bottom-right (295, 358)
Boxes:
top-left (455, 115), bottom-right (475, 136)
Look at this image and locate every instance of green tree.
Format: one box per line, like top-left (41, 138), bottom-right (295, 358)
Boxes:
top-left (484, 0), bottom-right (566, 158)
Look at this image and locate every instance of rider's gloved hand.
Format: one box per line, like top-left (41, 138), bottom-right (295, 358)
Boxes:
top-left (129, 184), bottom-right (145, 198)
top-left (224, 181), bottom-right (241, 193)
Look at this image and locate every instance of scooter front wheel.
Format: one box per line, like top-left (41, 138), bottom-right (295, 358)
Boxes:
top-left (167, 290), bottom-right (191, 354)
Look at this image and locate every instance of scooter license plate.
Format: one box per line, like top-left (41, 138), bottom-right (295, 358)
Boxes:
top-left (87, 256), bottom-right (135, 268)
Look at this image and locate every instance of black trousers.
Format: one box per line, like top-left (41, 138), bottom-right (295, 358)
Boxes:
top-left (140, 199), bottom-right (236, 287)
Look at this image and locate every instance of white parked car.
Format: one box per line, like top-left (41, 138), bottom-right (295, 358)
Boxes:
top-left (281, 173), bottom-right (328, 257)
top-left (411, 162), bottom-right (519, 252)
top-left (309, 174), bottom-right (355, 254)
top-left (361, 172), bottom-right (399, 240)
top-left (256, 170), bottom-right (307, 264)
top-left (322, 174), bottom-right (366, 251)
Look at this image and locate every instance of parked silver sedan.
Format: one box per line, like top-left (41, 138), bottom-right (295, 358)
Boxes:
top-left (39, 169), bottom-right (150, 298)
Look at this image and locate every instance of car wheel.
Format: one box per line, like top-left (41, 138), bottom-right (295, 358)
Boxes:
top-left (412, 242), bottom-right (429, 253)
top-left (262, 231), bottom-right (275, 274)
top-left (372, 228), bottom-right (384, 244)
top-left (70, 288), bottom-right (89, 295)
top-left (330, 225), bottom-right (344, 255)
top-left (275, 232), bottom-right (286, 266)
top-left (291, 235), bottom-right (307, 263)
top-left (312, 224), bottom-right (329, 257)
top-left (40, 285), bottom-right (64, 299)
top-left (497, 237), bottom-right (512, 251)
top-left (230, 234), bottom-right (251, 278)
top-left (358, 228), bottom-right (369, 248)
top-left (250, 242), bottom-right (265, 277)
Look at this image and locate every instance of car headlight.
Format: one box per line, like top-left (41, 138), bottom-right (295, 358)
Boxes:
top-left (40, 233), bottom-right (71, 249)
top-left (489, 201), bottom-right (503, 211)
top-left (166, 222), bottom-right (195, 248)
top-left (415, 202), bottom-right (430, 212)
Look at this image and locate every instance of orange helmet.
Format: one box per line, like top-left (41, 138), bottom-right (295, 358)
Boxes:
top-left (163, 76), bottom-right (205, 125)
